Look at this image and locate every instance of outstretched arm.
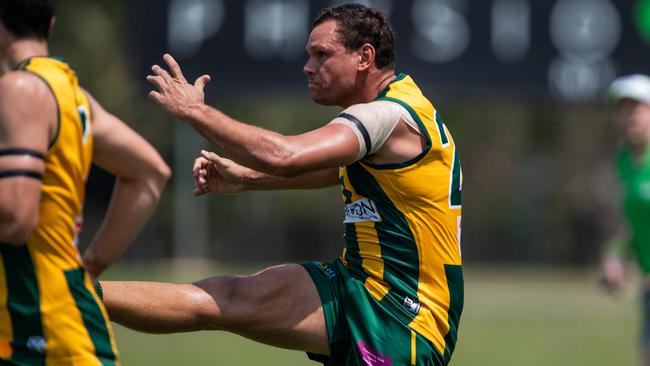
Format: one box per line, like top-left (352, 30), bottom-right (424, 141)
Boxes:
top-left (82, 91), bottom-right (171, 277)
top-left (146, 54), bottom-right (360, 178)
top-left (192, 150), bottom-right (339, 195)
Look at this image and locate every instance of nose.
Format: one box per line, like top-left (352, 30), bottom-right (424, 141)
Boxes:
top-left (303, 57), bottom-right (316, 76)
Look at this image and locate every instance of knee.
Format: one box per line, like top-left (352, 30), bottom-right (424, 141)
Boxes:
top-left (191, 276), bottom-right (256, 329)
top-left (192, 274), bottom-right (281, 330)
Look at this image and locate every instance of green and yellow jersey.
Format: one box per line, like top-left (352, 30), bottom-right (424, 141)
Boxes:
top-left (339, 74), bottom-right (463, 360)
top-left (0, 57), bottom-right (119, 365)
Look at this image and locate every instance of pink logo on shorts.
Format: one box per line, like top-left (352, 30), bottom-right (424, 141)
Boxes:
top-left (357, 341), bottom-right (392, 366)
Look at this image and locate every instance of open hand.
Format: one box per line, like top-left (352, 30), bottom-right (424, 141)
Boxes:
top-left (192, 150), bottom-right (253, 195)
top-left (146, 54), bottom-right (211, 121)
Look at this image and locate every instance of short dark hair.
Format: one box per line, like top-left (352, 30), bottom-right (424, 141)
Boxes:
top-left (313, 3), bottom-right (396, 70)
top-left (0, 0), bottom-right (56, 40)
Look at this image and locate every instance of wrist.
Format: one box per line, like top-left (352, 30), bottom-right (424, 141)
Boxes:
top-left (241, 169), bottom-right (267, 191)
top-left (240, 170), bottom-right (256, 192)
top-left (184, 103), bottom-right (210, 124)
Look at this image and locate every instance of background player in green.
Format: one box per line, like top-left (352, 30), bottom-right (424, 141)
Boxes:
top-left (601, 74), bottom-right (650, 366)
top-left (99, 4), bottom-right (463, 366)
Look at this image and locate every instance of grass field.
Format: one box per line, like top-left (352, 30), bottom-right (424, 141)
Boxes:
top-left (104, 261), bottom-right (640, 366)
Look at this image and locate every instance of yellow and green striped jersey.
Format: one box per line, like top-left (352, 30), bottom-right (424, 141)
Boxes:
top-left (339, 73), bottom-right (463, 361)
top-left (0, 57), bottom-right (119, 365)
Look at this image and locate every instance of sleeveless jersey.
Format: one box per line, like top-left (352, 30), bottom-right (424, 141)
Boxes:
top-left (339, 73), bottom-right (463, 361)
top-left (0, 57), bottom-right (119, 365)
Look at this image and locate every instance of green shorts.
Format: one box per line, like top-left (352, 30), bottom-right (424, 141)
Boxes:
top-left (301, 259), bottom-right (445, 366)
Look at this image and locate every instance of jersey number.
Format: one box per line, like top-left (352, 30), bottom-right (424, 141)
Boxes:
top-left (77, 106), bottom-right (90, 144)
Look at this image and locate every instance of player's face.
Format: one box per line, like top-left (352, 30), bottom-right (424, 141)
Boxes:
top-left (615, 98), bottom-right (650, 146)
top-left (303, 20), bottom-right (361, 106)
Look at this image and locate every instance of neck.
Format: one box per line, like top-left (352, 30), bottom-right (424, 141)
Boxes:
top-left (1, 38), bottom-right (48, 75)
top-left (341, 69), bottom-right (396, 108)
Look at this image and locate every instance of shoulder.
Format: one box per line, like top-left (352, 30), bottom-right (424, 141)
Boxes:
top-left (345, 100), bottom-right (403, 112)
top-left (334, 101), bottom-right (407, 157)
top-left (0, 70), bottom-right (55, 108)
top-left (0, 70), bottom-right (48, 94)
top-left (340, 100), bottom-right (403, 124)
top-left (0, 71), bottom-right (57, 132)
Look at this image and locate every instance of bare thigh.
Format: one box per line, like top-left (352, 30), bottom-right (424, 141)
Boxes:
top-left (194, 263), bottom-right (329, 355)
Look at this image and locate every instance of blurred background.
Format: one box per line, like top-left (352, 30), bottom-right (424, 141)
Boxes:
top-left (49, 0), bottom-right (650, 364)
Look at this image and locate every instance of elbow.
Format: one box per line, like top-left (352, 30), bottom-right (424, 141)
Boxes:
top-left (253, 136), bottom-right (306, 178)
top-left (265, 156), bottom-right (305, 178)
top-left (143, 162), bottom-right (171, 200)
top-left (271, 166), bottom-right (302, 178)
top-left (82, 251), bottom-right (106, 278)
top-left (144, 159), bottom-right (172, 193)
top-left (154, 160), bottom-right (172, 188)
top-left (118, 160), bottom-right (170, 201)
top-left (0, 213), bottom-right (37, 245)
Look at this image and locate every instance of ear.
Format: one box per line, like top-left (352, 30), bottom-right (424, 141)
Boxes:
top-left (357, 43), bottom-right (376, 71)
top-left (49, 17), bottom-right (56, 34)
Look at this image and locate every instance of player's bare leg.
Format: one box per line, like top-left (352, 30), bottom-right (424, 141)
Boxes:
top-left (101, 263), bottom-right (329, 354)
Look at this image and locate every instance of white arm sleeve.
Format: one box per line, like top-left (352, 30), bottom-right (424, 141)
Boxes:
top-left (329, 100), bottom-right (420, 160)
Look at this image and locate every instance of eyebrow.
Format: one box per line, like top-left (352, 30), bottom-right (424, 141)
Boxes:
top-left (306, 42), bottom-right (336, 53)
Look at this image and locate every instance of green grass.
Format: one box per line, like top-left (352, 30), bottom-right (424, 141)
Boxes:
top-left (104, 262), bottom-right (640, 365)
top-left (454, 267), bottom-right (638, 366)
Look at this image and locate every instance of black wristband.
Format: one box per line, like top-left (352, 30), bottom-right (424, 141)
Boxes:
top-left (0, 148), bottom-right (44, 160)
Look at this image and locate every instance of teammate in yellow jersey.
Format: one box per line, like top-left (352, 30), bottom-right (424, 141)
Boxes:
top-left (101, 4), bottom-right (463, 365)
top-left (0, 0), bottom-right (171, 364)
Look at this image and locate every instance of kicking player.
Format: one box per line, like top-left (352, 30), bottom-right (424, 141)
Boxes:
top-left (601, 74), bottom-right (650, 366)
top-left (102, 4), bottom-right (463, 365)
top-left (0, 0), bottom-right (170, 364)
